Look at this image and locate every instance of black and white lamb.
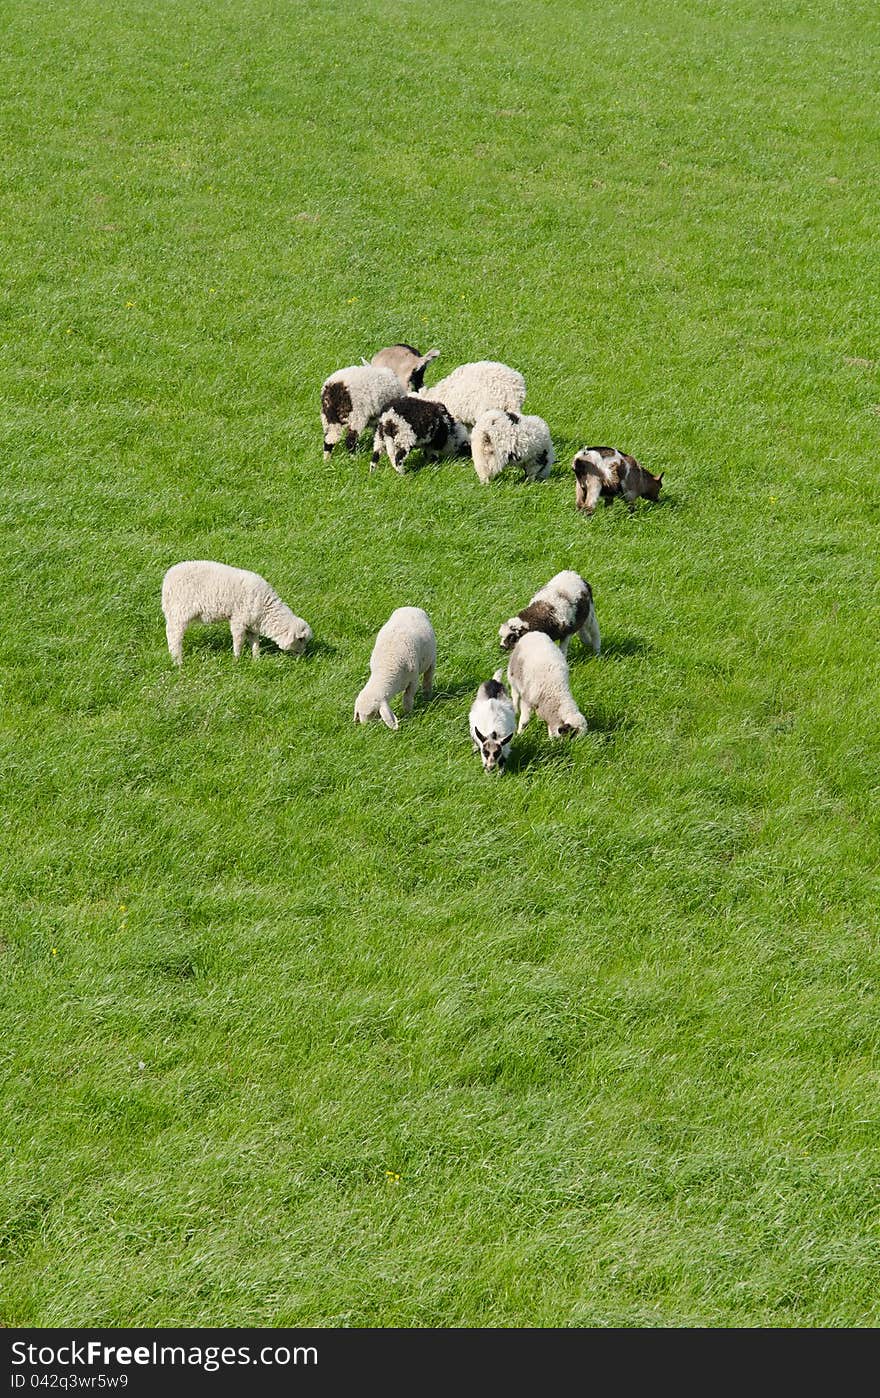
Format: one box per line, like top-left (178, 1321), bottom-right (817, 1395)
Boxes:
top-left (469, 670), bottom-right (516, 773)
top-left (370, 396), bottom-right (470, 474)
top-left (370, 343), bottom-right (440, 391)
top-left (161, 561), bottom-right (312, 666)
top-left (506, 631), bottom-right (588, 740)
top-left (354, 606), bottom-right (436, 731)
top-left (320, 364), bottom-right (402, 460)
top-left (499, 570), bottom-right (601, 658)
top-left (419, 360), bottom-right (526, 427)
top-left (470, 409), bottom-right (554, 484)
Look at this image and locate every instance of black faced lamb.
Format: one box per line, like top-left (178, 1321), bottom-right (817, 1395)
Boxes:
top-left (370, 396), bottom-right (470, 474)
top-left (469, 671), bottom-right (516, 773)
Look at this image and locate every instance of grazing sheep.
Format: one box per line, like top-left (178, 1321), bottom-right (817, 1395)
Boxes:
top-left (320, 364), bottom-right (402, 460)
top-left (469, 670), bottom-right (516, 773)
top-left (370, 396), bottom-right (470, 474)
top-left (370, 343), bottom-right (440, 391)
top-left (354, 606), bottom-right (436, 731)
top-left (573, 447), bottom-right (663, 513)
top-left (470, 409), bottom-right (554, 484)
top-left (162, 561), bottom-right (312, 666)
top-left (507, 631), bottom-right (588, 740)
top-left (499, 570), bottom-right (601, 658)
top-left (419, 360), bottom-right (526, 427)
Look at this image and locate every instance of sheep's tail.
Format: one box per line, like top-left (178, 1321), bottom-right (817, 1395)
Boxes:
top-left (492, 668), bottom-right (505, 684)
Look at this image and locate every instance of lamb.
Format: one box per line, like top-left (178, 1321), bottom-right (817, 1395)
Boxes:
top-left (370, 396), bottom-right (470, 474)
top-left (419, 360), bottom-right (526, 427)
top-left (354, 606), bottom-right (436, 731)
top-left (320, 364), bottom-right (402, 460)
top-left (499, 570), bottom-right (601, 658)
top-left (162, 561), bottom-right (312, 666)
top-left (469, 670), bottom-right (516, 773)
top-left (370, 343), bottom-right (440, 392)
top-left (506, 631), bottom-right (588, 740)
top-left (573, 446), bottom-right (663, 513)
top-left (470, 409), bottom-right (554, 484)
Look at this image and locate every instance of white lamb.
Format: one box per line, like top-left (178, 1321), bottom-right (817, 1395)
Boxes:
top-left (320, 364), bottom-right (402, 460)
top-left (470, 409), bottom-right (554, 484)
top-left (499, 570), bottom-right (601, 657)
top-left (369, 343), bottom-right (440, 391)
top-left (162, 561), bottom-right (312, 666)
top-left (506, 631), bottom-right (588, 740)
top-left (354, 606), bottom-right (436, 731)
top-left (469, 671), bottom-right (516, 774)
top-left (419, 360), bottom-right (526, 427)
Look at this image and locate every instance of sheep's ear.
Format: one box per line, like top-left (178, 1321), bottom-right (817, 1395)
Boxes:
top-left (474, 727), bottom-right (486, 744)
top-left (379, 702), bottom-right (398, 731)
top-left (501, 732), bottom-right (515, 746)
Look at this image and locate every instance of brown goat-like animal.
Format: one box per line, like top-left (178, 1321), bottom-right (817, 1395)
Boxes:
top-left (573, 447), bottom-right (663, 514)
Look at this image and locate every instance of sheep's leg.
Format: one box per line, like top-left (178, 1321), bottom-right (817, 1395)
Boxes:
top-left (517, 701), bottom-right (533, 734)
top-left (379, 700), bottom-right (399, 731)
top-left (248, 630), bottom-right (261, 659)
top-left (580, 612), bottom-right (601, 656)
top-left (166, 618), bottom-right (185, 666)
top-left (577, 475), bottom-right (603, 514)
top-left (345, 428), bottom-right (359, 452)
top-left (370, 428), bottom-right (383, 471)
top-left (422, 663), bottom-right (434, 697)
top-left (231, 618), bottom-right (248, 659)
top-left (402, 679), bottom-right (418, 715)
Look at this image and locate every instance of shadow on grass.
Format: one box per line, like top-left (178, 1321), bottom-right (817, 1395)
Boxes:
top-left (598, 633), bottom-right (651, 660)
top-left (181, 629), bottom-right (334, 661)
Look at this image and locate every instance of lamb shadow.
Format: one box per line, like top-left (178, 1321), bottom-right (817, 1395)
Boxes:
top-left (597, 634), bottom-right (651, 660)
top-left (503, 732), bottom-right (576, 774)
top-left (425, 680), bottom-right (482, 705)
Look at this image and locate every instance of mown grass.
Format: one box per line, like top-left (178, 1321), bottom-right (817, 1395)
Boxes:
top-left (1, 0), bottom-right (879, 1327)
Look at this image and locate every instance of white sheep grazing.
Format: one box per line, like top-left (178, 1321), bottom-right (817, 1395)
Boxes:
top-left (506, 631), bottom-right (588, 740)
top-left (370, 396), bottom-right (470, 473)
top-left (499, 570), bottom-right (601, 658)
top-left (162, 561), bottom-right (312, 666)
top-left (369, 343), bottom-right (440, 391)
top-left (419, 360), bottom-right (526, 427)
top-left (469, 670), bottom-right (516, 773)
top-left (320, 364), bottom-right (402, 460)
top-left (354, 606), bottom-right (436, 731)
top-left (470, 409), bottom-right (554, 484)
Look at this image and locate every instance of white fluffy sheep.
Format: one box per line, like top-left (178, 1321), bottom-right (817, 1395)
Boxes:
top-left (369, 343), bottom-right (440, 391)
top-left (370, 396), bottom-right (470, 473)
top-left (419, 360), bottom-right (526, 427)
top-left (320, 364), bottom-right (402, 460)
top-left (499, 570), bottom-right (601, 657)
top-left (469, 670), bottom-right (516, 773)
top-left (506, 631), bottom-right (588, 739)
top-left (470, 409), bottom-right (554, 484)
top-left (354, 606), bottom-right (436, 731)
top-left (162, 561), bottom-right (312, 666)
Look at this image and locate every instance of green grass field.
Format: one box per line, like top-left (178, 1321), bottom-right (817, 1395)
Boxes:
top-left (2, 0), bottom-right (879, 1327)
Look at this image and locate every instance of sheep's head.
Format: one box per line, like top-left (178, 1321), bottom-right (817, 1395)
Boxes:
top-left (279, 619), bottom-right (312, 656)
top-left (473, 726), bottom-right (514, 773)
top-left (354, 687), bottom-right (398, 730)
top-left (499, 617), bottom-right (529, 651)
top-left (551, 714), bottom-right (588, 740)
top-left (644, 471), bottom-right (663, 500)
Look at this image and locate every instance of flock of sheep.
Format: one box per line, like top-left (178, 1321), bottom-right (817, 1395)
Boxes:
top-left (161, 342), bottom-right (665, 771)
